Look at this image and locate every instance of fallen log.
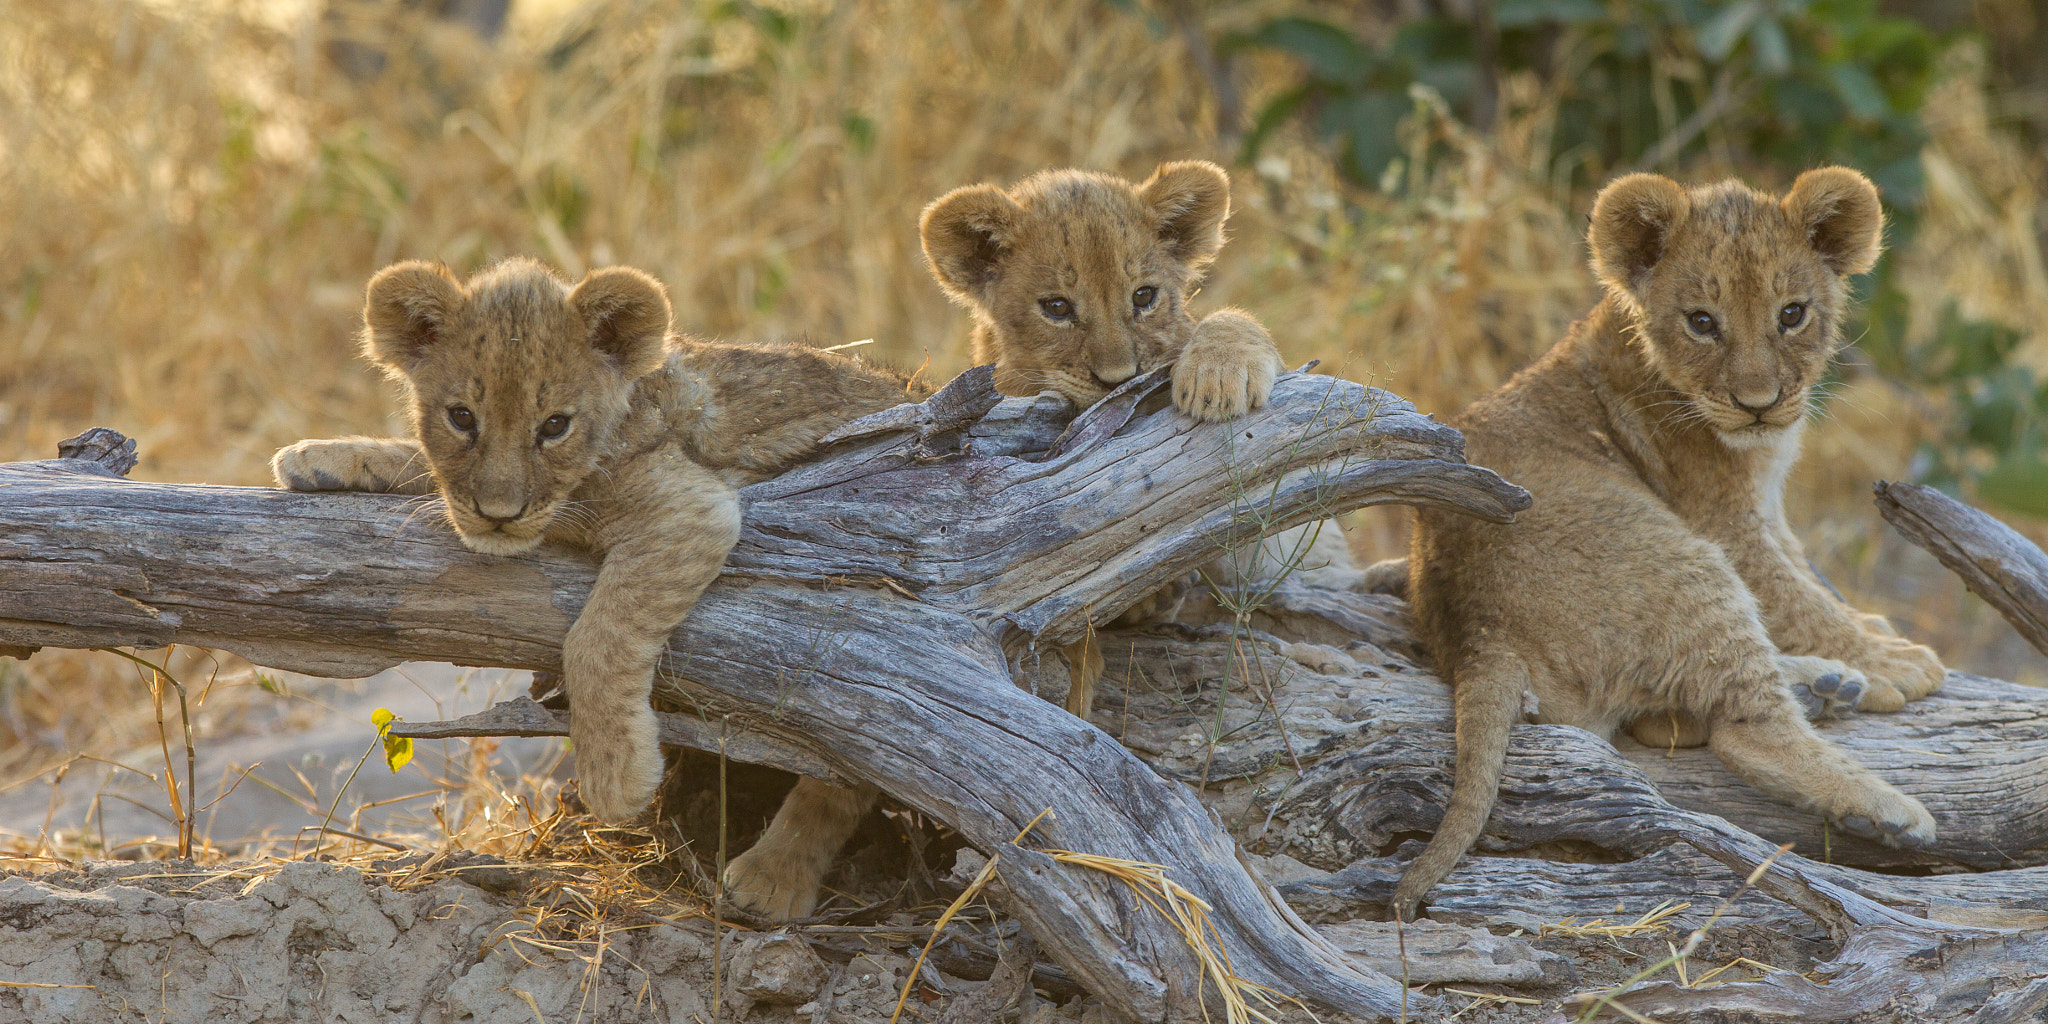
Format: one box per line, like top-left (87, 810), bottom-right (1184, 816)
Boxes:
top-left (1066, 609), bottom-right (2048, 1021)
top-left (1087, 604), bottom-right (2048, 873)
top-left (1236, 687), bottom-right (2048, 1021)
top-left (1875, 479), bottom-right (2048, 659)
top-left (0, 367), bottom-right (1530, 1023)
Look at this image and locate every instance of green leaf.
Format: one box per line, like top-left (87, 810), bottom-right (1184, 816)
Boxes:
top-left (1253, 18), bottom-right (1371, 83)
top-left (1828, 63), bottom-right (1889, 120)
top-left (1697, 0), bottom-right (1763, 61)
top-left (1749, 18), bottom-right (1791, 76)
top-left (255, 671), bottom-right (287, 696)
top-left (1496, 0), bottom-right (1606, 28)
top-left (1324, 90), bottom-right (1409, 185)
top-left (1976, 458), bottom-right (2048, 520)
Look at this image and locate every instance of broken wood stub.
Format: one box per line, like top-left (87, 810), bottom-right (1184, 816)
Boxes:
top-left (1876, 479), bottom-right (2048, 659)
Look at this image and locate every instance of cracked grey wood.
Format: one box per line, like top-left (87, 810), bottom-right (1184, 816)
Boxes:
top-left (1877, 479), bottom-right (2048, 659)
top-left (1082, 588), bottom-right (2048, 873)
top-left (1081, 611), bottom-right (2048, 1022)
top-left (0, 368), bottom-right (1532, 1023)
top-left (1232, 687), bottom-right (2048, 1022)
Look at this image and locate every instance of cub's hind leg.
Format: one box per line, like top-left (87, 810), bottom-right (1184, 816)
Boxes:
top-left (723, 778), bottom-right (879, 921)
top-left (272, 437), bottom-right (435, 494)
top-left (1629, 654), bottom-right (1864, 748)
top-left (1683, 647), bottom-right (1933, 848)
top-left (1599, 535), bottom-right (1931, 848)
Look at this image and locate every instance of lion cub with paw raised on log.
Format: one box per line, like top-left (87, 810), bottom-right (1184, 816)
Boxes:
top-left (921, 161), bottom-right (1361, 715)
top-left (272, 258), bottom-right (917, 845)
top-left (1390, 168), bottom-right (1947, 920)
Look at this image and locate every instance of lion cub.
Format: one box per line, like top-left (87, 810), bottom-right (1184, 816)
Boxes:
top-left (1389, 168), bottom-right (1947, 920)
top-left (920, 160), bottom-right (1283, 422)
top-left (272, 258), bottom-right (918, 834)
top-left (920, 161), bottom-right (1360, 714)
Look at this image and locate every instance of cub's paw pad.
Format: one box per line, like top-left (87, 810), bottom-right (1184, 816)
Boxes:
top-left (1830, 801), bottom-right (1936, 849)
top-left (1797, 673), bottom-right (1866, 721)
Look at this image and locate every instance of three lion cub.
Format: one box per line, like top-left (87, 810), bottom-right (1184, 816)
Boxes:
top-left (276, 161), bottom-right (1944, 928)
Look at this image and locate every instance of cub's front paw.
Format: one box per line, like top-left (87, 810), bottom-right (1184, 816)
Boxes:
top-left (270, 437), bottom-right (430, 494)
top-left (570, 707), bottom-right (663, 824)
top-left (271, 440), bottom-right (359, 492)
top-left (1776, 655), bottom-right (1867, 721)
top-left (723, 840), bottom-right (825, 922)
top-left (1841, 638), bottom-right (1945, 712)
top-left (1827, 782), bottom-right (1937, 849)
top-left (1171, 310), bottom-right (1280, 422)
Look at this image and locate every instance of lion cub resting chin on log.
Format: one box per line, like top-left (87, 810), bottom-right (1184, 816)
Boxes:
top-left (1389, 167), bottom-right (1947, 921)
top-left (919, 160), bottom-right (1363, 716)
top-left (272, 257), bottom-right (919, 852)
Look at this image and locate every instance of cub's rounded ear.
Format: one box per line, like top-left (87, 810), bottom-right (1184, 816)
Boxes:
top-left (1139, 160), bottom-right (1231, 270)
top-left (1589, 173), bottom-right (1690, 296)
top-left (363, 261), bottom-right (465, 374)
top-left (1783, 166), bottom-right (1884, 276)
top-left (920, 184), bottom-right (1025, 303)
top-left (569, 266), bottom-right (672, 378)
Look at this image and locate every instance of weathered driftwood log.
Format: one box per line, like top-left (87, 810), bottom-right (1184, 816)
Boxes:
top-left (1227, 676), bottom-right (2048, 1020)
top-left (1094, 597), bottom-right (2048, 874)
top-left (0, 368), bottom-right (1530, 1023)
top-left (1876, 479), bottom-right (2048, 659)
top-left (1072, 608), bottom-right (2048, 1021)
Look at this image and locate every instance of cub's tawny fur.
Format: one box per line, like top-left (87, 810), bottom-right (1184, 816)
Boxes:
top-left (1390, 168), bottom-right (1947, 920)
top-left (920, 161), bottom-right (1360, 716)
top-left (273, 258), bottom-right (919, 921)
top-left (920, 160), bottom-right (1282, 421)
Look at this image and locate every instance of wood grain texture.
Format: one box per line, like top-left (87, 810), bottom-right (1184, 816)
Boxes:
top-left (0, 368), bottom-right (1531, 1023)
top-left (1085, 588), bottom-right (2048, 874)
top-left (1876, 479), bottom-right (2048, 658)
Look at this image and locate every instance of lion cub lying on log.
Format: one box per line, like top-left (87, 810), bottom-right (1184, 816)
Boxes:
top-left (1390, 168), bottom-right (1947, 920)
top-left (920, 160), bottom-right (1361, 715)
top-left (272, 257), bottom-right (918, 850)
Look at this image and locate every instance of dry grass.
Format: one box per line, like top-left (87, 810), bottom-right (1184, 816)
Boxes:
top-left (1, 0), bottom-right (2045, 792)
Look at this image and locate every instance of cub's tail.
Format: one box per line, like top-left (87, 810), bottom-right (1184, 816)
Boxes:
top-left (1389, 648), bottom-right (1527, 922)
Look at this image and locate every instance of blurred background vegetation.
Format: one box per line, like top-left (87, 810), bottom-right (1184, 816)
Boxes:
top-left (3, 0), bottom-right (2047, 779)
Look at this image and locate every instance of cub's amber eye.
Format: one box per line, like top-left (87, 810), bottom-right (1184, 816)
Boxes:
top-left (1132, 286), bottom-right (1157, 310)
top-left (1039, 296), bottom-right (1074, 320)
top-left (1779, 302), bottom-right (1807, 329)
top-left (448, 406), bottom-right (477, 432)
top-left (1686, 311), bottom-right (1718, 336)
top-left (538, 414), bottom-right (572, 440)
